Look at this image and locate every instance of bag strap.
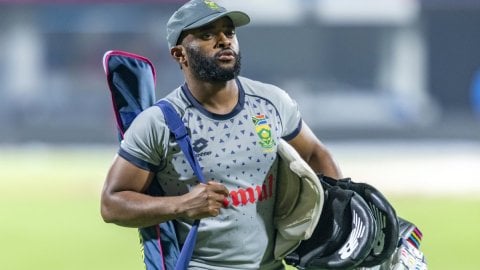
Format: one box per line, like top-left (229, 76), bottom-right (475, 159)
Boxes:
top-left (156, 100), bottom-right (206, 184)
top-left (155, 99), bottom-right (204, 270)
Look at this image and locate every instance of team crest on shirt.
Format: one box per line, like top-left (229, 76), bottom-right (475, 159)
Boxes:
top-left (252, 114), bottom-right (275, 151)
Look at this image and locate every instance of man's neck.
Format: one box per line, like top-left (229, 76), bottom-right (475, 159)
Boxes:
top-left (185, 78), bottom-right (239, 115)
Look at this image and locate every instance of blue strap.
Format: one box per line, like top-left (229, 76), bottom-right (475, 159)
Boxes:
top-left (156, 100), bottom-right (204, 270)
top-left (156, 100), bottom-right (206, 184)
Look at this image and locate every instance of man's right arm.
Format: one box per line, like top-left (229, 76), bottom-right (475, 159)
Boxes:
top-left (100, 155), bottom-right (229, 228)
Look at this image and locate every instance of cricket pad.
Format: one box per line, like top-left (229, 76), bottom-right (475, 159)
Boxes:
top-left (274, 139), bottom-right (324, 259)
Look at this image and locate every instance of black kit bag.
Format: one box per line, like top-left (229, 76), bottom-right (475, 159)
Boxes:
top-left (322, 176), bottom-right (399, 267)
top-left (285, 175), bottom-right (402, 270)
top-left (285, 181), bottom-right (378, 270)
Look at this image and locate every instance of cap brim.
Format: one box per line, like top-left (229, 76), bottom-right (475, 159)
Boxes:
top-left (184, 11), bottom-right (250, 31)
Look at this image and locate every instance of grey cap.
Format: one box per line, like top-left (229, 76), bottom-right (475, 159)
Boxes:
top-left (166, 0), bottom-right (250, 48)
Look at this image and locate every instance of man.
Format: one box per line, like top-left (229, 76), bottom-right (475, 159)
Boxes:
top-left (101, 0), bottom-right (342, 269)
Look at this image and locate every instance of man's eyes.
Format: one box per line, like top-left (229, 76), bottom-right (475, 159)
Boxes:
top-left (200, 30), bottom-right (235, 40)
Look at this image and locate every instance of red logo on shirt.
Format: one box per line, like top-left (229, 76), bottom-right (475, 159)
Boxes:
top-left (223, 174), bottom-right (275, 207)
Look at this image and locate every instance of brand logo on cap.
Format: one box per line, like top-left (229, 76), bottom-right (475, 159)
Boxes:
top-left (204, 0), bottom-right (220, 10)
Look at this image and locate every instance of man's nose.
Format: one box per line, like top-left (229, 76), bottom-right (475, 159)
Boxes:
top-left (216, 32), bottom-right (231, 48)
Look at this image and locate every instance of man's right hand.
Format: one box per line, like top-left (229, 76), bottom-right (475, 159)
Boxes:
top-left (102, 155), bottom-right (230, 227)
top-left (179, 181), bottom-right (229, 219)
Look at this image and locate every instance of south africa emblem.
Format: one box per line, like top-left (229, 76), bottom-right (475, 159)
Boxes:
top-left (252, 114), bottom-right (275, 151)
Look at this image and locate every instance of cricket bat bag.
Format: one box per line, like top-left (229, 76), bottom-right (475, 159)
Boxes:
top-left (103, 50), bottom-right (180, 270)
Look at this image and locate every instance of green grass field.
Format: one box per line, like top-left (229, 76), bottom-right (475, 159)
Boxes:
top-left (1, 146), bottom-right (479, 269)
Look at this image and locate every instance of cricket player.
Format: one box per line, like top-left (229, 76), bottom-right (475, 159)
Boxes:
top-left (101, 0), bottom-right (342, 269)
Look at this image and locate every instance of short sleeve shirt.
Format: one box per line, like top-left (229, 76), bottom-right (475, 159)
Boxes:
top-left (119, 76), bottom-right (302, 269)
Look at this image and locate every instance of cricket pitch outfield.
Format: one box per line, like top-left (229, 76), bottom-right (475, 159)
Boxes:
top-left (1, 141), bottom-right (479, 269)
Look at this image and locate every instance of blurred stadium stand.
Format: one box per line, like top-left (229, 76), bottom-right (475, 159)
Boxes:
top-left (0, 0), bottom-right (479, 144)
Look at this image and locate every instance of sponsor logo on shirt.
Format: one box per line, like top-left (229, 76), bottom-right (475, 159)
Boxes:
top-left (223, 174), bottom-right (275, 207)
top-left (193, 137), bottom-right (212, 157)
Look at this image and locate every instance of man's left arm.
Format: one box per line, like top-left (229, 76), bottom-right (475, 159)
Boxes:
top-left (287, 120), bottom-right (342, 178)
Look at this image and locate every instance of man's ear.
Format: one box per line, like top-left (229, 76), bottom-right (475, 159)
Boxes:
top-left (171, 46), bottom-right (186, 64)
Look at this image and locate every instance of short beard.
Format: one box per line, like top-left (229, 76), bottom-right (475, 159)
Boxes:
top-left (186, 46), bottom-right (241, 82)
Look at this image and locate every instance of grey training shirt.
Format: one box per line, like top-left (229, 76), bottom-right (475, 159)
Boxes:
top-left (120, 76), bottom-right (302, 269)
